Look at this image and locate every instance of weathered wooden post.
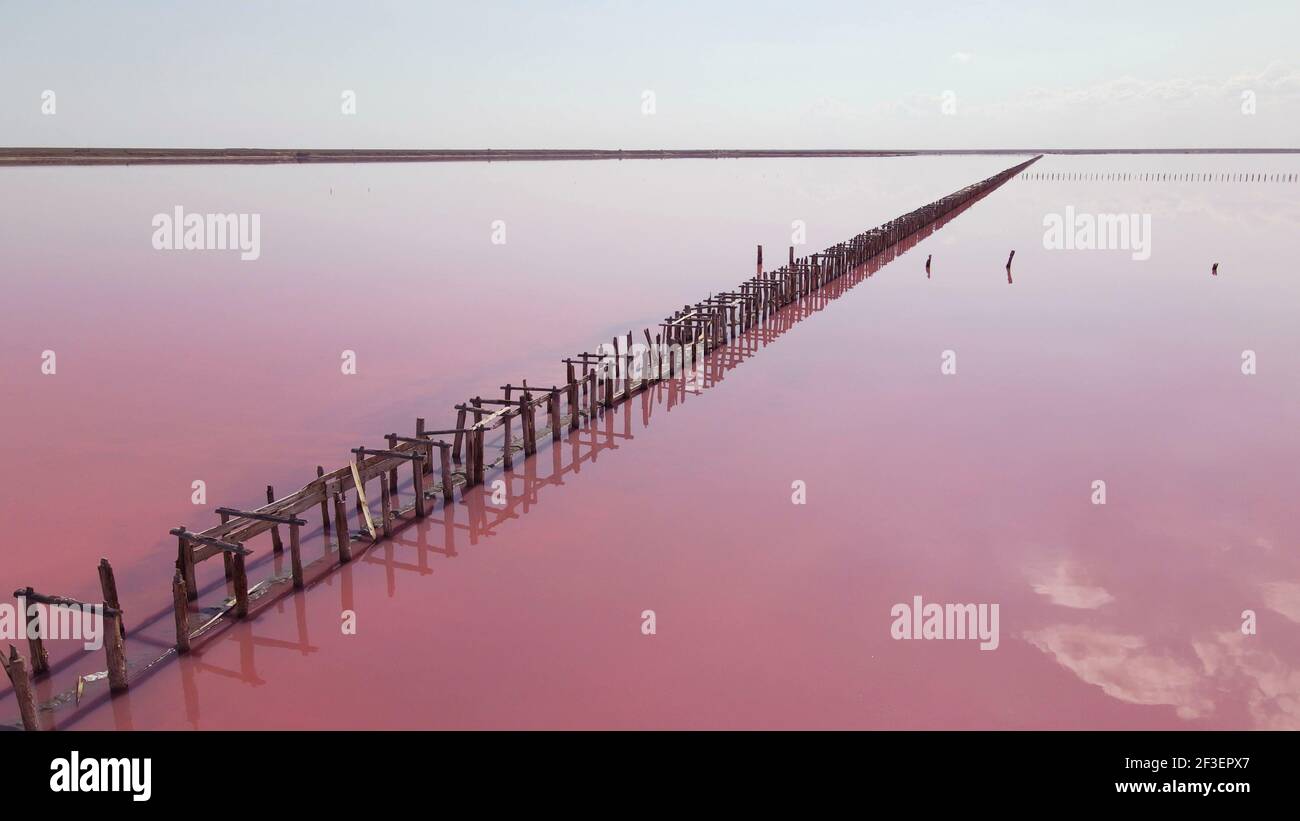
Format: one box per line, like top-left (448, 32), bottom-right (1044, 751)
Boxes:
top-left (412, 448), bottom-right (427, 518)
top-left (626, 331), bottom-right (636, 392)
top-left (266, 485), bottom-right (283, 553)
top-left (218, 509), bottom-right (234, 582)
top-left (104, 604), bottom-right (128, 692)
top-left (549, 388), bottom-right (562, 441)
top-left (177, 530), bottom-right (197, 601)
top-left (172, 571), bottom-right (191, 653)
top-left (230, 545), bottom-right (250, 619)
top-left (501, 387), bottom-right (514, 470)
top-left (756, 244), bottom-right (763, 274)
top-left (379, 468), bottom-right (393, 538)
top-left (333, 486), bottom-right (352, 563)
top-left (469, 397), bottom-right (485, 486)
top-left (288, 521), bottom-right (304, 589)
top-left (415, 417), bottom-right (427, 474)
top-left (14, 590), bottom-right (48, 676)
top-left (521, 392), bottom-right (537, 456)
top-left (98, 558), bottom-right (125, 639)
top-left (452, 408), bottom-right (467, 464)
top-left (316, 466), bottom-right (331, 537)
top-left (566, 362), bottom-right (580, 431)
top-left (387, 433), bottom-right (401, 489)
top-left (0, 647), bottom-right (40, 730)
top-left (431, 440), bottom-right (454, 504)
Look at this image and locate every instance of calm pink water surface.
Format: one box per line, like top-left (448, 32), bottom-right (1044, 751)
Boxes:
top-left (1, 156), bottom-right (1297, 729)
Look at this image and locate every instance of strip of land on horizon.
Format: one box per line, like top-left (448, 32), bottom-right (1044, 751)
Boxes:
top-left (2, 147), bottom-right (1298, 167)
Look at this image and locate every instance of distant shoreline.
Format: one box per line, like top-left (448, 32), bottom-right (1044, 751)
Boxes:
top-left (2, 147), bottom-right (1298, 167)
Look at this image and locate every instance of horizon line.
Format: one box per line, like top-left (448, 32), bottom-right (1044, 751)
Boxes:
top-left (2, 147), bottom-right (1298, 167)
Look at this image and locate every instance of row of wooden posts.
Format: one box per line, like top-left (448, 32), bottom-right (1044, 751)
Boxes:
top-left (2, 156), bottom-right (1040, 730)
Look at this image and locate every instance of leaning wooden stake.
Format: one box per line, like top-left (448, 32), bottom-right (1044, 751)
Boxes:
top-left (0, 646), bottom-right (40, 730)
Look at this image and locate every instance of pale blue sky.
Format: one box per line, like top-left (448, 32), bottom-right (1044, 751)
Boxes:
top-left (2, 0), bottom-right (1297, 148)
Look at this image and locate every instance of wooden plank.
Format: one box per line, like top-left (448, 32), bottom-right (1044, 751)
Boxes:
top-left (350, 459), bottom-right (377, 539)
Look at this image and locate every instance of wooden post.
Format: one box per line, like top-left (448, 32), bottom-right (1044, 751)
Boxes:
top-left (387, 433), bottom-right (401, 491)
top-left (172, 571), bottom-right (191, 653)
top-left (267, 485), bottom-right (283, 553)
top-left (566, 363), bottom-right (580, 431)
top-left (757, 244), bottom-right (763, 274)
top-left (104, 608), bottom-right (128, 692)
top-left (437, 442), bottom-right (454, 504)
top-left (413, 451), bottom-right (427, 518)
top-left (334, 488), bottom-right (352, 563)
top-left (0, 647), bottom-right (40, 731)
top-left (380, 472), bottom-right (393, 537)
top-left (521, 394), bottom-right (537, 456)
top-left (289, 523), bottom-right (304, 590)
top-left (317, 466), bottom-right (331, 537)
top-left (415, 418), bottom-right (428, 474)
top-left (501, 392), bottom-right (514, 470)
top-left (452, 408), bottom-right (467, 464)
top-left (17, 594), bottom-right (49, 677)
top-left (549, 388), bottom-right (562, 441)
top-left (469, 398), bottom-right (484, 486)
top-left (98, 558), bottom-right (125, 639)
top-left (178, 532), bottom-right (197, 601)
top-left (230, 550), bottom-right (250, 619)
top-left (219, 510), bottom-right (233, 581)
top-left (626, 331), bottom-right (635, 391)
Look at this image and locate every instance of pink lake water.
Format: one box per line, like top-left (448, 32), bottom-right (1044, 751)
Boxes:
top-left (2, 155), bottom-right (1298, 729)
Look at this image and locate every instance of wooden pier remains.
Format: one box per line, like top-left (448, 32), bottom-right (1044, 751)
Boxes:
top-left (1, 157), bottom-right (1037, 729)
